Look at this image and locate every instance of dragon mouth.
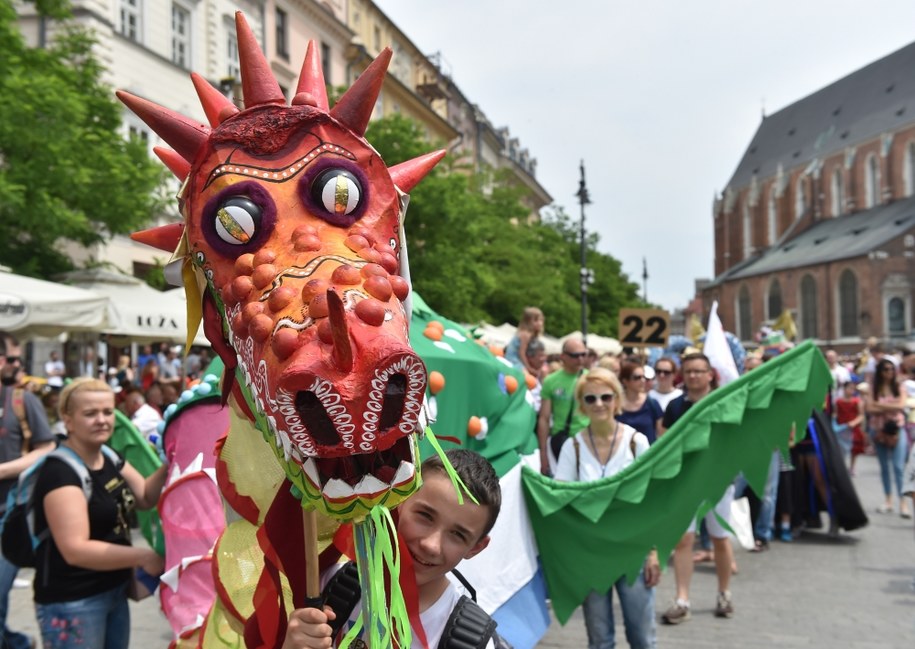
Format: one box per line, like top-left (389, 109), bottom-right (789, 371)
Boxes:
top-left (299, 435), bottom-right (417, 502)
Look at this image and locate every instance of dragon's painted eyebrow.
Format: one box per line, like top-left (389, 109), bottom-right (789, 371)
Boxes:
top-left (204, 142), bottom-right (356, 189)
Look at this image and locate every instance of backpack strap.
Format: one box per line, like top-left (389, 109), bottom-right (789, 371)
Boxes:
top-left (28, 447), bottom-right (93, 547)
top-left (438, 595), bottom-right (496, 649)
top-left (322, 561), bottom-right (361, 640)
top-left (11, 388), bottom-right (32, 456)
top-left (572, 436), bottom-right (581, 480)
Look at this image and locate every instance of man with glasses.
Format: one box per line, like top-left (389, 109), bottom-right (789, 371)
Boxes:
top-left (0, 333), bottom-right (54, 649)
top-left (659, 353), bottom-right (737, 624)
top-left (537, 339), bottom-right (589, 475)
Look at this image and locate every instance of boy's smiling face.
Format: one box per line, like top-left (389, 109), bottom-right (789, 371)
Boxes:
top-left (397, 471), bottom-right (491, 589)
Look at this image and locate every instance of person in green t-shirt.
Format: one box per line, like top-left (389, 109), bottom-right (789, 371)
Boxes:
top-left (537, 338), bottom-right (589, 475)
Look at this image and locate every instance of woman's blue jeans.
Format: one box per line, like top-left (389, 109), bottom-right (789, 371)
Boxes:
top-left (875, 433), bottom-right (909, 498)
top-left (582, 571), bottom-right (656, 649)
top-left (35, 583), bottom-right (129, 649)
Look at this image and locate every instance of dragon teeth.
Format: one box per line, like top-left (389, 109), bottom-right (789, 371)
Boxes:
top-left (322, 478), bottom-right (355, 500)
top-left (392, 461), bottom-right (415, 487)
top-left (354, 475), bottom-right (387, 496)
top-left (303, 458), bottom-right (321, 488)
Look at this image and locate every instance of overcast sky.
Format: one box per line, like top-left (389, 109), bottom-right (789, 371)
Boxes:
top-left (377, 0), bottom-right (915, 311)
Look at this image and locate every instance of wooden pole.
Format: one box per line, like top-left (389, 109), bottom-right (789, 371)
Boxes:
top-left (302, 508), bottom-right (320, 601)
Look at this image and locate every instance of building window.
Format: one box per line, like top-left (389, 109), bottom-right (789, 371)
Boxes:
top-left (276, 7), bottom-right (288, 59)
top-left (865, 153), bottom-right (880, 208)
top-left (373, 26), bottom-right (381, 51)
top-left (227, 32), bottom-right (240, 82)
top-left (737, 284), bottom-right (752, 341)
top-left (830, 167), bottom-right (844, 216)
top-left (767, 278), bottom-right (782, 320)
top-left (321, 42), bottom-right (331, 84)
top-left (171, 4), bottom-right (190, 68)
top-left (838, 269), bottom-right (859, 337)
top-left (767, 187), bottom-right (777, 245)
top-left (799, 274), bottom-right (818, 339)
top-left (888, 297), bottom-right (905, 335)
top-left (905, 141), bottom-right (915, 197)
top-left (120, 0), bottom-right (142, 42)
top-left (742, 203), bottom-right (752, 259)
top-left (794, 177), bottom-right (806, 220)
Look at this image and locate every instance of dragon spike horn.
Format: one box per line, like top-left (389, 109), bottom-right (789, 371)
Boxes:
top-left (330, 48), bottom-right (392, 136)
top-left (191, 72), bottom-right (239, 126)
top-left (153, 147), bottom-right (191, 181)
top-left (235, 12), bottom-right (285, 108)
top-left (292, 41), bottom-right (329, 110)
top-left (389, 150), bottom-right (447, 193)
top-left (326, 289), bottom-right (353, 372)
top-left (116, 90), bottom-right (209, 162)
top-left (131, 223), bottom-right (185, 252)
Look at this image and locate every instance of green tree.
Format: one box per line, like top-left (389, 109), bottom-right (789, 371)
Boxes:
top-left (365, 113), bottom-right (645, 336)
top-left (0, 0), bottom-right (165, 278)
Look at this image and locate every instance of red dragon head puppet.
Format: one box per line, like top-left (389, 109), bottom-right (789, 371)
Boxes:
top-left (119, 12), bottom-right (444, 520)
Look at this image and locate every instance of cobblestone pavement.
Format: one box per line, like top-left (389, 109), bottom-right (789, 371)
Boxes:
top-left (7, 454), bottom-right (915, 647)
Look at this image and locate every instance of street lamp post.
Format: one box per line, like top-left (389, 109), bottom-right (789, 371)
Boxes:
top-left (576, 161), bottom-right (591, 345)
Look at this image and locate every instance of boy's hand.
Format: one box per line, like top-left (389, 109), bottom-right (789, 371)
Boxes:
top-left (282, 606), bottom-right (337, 649)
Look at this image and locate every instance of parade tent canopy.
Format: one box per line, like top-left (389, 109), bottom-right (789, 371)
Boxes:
top-left (0, 270), bottom-right (109, 337)
top-left (560, 331), bottom-right (622, 356)
top-left (472, 322), bottom-right (561, 355)
top-left (60, 269), bottom-right (208, 346)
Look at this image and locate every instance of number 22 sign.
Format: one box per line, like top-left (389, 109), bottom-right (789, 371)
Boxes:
top-left (618, 308), bottom-right (670, 347)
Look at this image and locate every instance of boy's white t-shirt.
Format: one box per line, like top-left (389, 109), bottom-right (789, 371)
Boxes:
top-left (325, 566), bottom-right (495, 649)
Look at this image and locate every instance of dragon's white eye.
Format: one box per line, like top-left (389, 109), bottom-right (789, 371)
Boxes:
top-left (214, 197), bottom-right (260, 245)
top-left (313, 169), bottom-right (362, 216)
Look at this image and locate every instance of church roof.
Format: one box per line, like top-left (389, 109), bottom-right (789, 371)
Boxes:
top-left (711, 194), bottom-right (915, 284)
top-left (726, 41), bottom-right (915, 190)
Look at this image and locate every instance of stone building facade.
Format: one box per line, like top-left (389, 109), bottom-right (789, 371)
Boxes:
top-left (703, 41), bottom-right (915, 351)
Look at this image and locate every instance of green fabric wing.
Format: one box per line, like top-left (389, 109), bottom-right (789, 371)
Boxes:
top-left (521, 341), bottom-right (831, 623)
top-left (410, 294), bottom-right (538, 478)
top-left (111, 409), bottom-right (165, 555)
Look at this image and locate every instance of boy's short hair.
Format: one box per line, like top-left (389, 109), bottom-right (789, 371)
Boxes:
top-left (422, 449), bottom-right (501, 539)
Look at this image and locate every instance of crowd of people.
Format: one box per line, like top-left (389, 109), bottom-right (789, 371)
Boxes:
top-left (0, 335), bottom-right (208, 648)
top-left (526, 317), bottom-right (915, 649)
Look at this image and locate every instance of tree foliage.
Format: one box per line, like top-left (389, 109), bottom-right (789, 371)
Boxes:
top-left (365, 113), bottom-right (646, 337)
top-left (0, 1), bottom-right (165, 278)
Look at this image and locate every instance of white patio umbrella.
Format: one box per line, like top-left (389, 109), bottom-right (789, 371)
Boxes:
top-left (60, 269), bottom-right (207, 345)
top-left (0, 270), bottom-right (108, 337)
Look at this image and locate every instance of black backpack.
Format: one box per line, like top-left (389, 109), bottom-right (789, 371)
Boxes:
top-left (322, 561), bottom-right (511, 649)
top-left (1, 445), bottom-right (120, 568)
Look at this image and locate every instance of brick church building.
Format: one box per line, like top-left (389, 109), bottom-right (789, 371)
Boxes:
top-left (702, 41), bottom-right (915, 351)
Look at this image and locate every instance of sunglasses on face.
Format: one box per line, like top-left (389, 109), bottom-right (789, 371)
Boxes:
top-left (564, 352), bottom-right (587, 359)
top-left (629, 374), bottom-right (646, 381)
top-left (583, 393), bottom-right (615, 405)
top-left (5, 356), bottom-right (20, 364)
top-left (655, 369), bottom-right (673, 376)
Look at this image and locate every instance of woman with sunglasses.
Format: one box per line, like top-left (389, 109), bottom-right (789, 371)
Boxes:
top-left (866, 359), bottom-right (910, 517)
top-left (31, 378), bottom-right (168, 649)
top-left (554, 368), bottom-right (658, 649)
top-left (617, 361), bottom-right (663, 445)
top-left (648, 357), bottom-right (682, 413)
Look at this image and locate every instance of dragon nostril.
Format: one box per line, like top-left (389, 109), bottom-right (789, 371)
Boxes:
top-left (295, 391), bottom-right (340, 447)
top-left (379, 374), bottom-right (407, 433)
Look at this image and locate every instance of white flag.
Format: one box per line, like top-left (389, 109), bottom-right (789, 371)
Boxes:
top-left (705, 301), bottom-right (740, 386)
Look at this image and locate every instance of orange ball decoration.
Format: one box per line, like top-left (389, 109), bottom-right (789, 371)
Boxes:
top-left (424, 326), bottom-right (443, 341)
top-left (467, 416), bottom-right (483, 438)
top-left (525, 373), bottom-right (537, 390)
top-left (504, 375), bottom-right (518, 394)
top-left (489, 345), bottom-right (504, 357)
top-left (428, 371), bottom-right (445, 395)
